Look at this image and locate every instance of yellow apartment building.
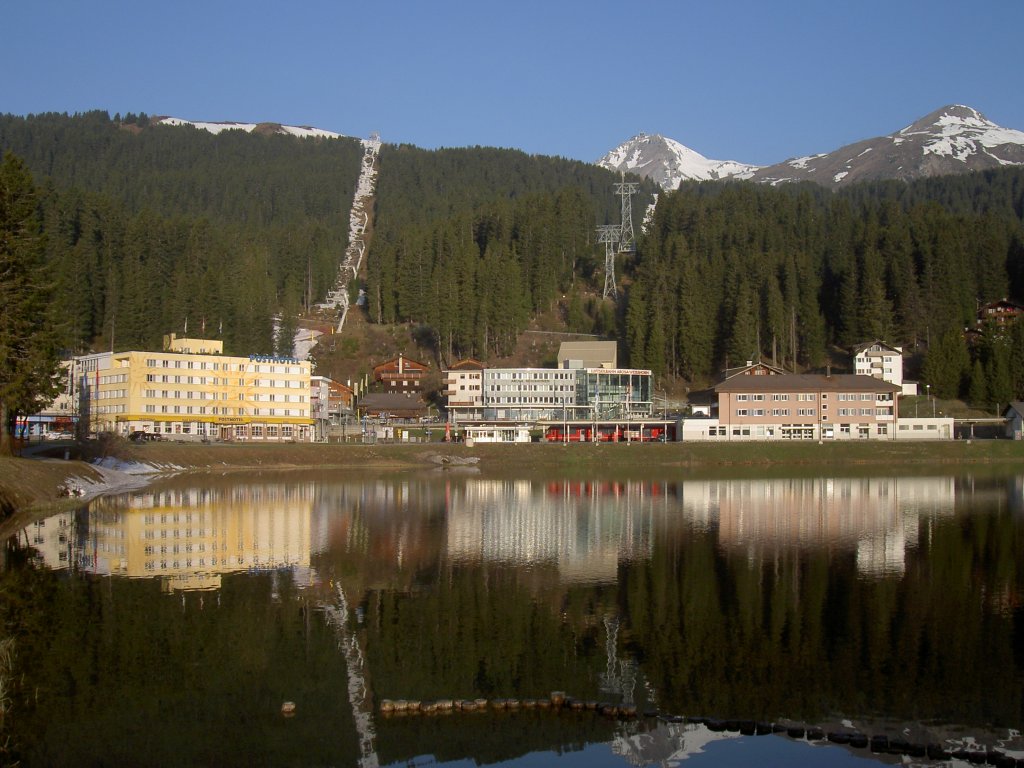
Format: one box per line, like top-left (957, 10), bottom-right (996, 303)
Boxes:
top-left (78, 334), bottom-right (313, 442)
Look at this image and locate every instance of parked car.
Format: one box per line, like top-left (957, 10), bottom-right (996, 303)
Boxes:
top-left (129, 431), bottom-right (161, 443)
top-left (44, 431), bottom-right (75, 441)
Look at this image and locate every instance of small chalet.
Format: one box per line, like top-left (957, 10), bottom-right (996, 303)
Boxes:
top-left (977, 298), bottom-right (1024, 328)
top-left (372, 354), bottom-right (429, 393)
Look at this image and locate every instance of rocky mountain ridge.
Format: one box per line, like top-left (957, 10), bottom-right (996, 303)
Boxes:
top-left (599, 105), bottom-right (1024, 189)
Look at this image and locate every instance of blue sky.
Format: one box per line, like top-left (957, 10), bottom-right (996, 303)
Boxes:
top-left (4, 0), bottom-right (1022, 166)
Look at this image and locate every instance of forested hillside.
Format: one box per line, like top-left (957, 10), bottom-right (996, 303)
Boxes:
top-left (368, 144), bottom-right (657, 361)
top-left (0, 111), bottom-right (363, 354)
top-left (5, 111), bottom-right (1024, 406)
top-left (626, 170), bottom-right (1024, 402)
top-left (0, 112), bottom-right (655, 363)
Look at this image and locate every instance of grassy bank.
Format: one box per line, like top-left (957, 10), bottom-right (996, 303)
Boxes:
top-left (2, 438), bottom-right (1023, 522)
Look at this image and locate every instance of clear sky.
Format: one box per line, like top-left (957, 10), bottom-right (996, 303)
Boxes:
top-left (4, 0), bottom-right (1022, 166)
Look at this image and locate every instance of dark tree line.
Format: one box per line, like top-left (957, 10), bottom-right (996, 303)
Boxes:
top-left (626, 171), bottom-right (1024, 401)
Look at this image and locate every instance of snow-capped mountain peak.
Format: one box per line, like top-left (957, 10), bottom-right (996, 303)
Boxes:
top-left (601, 106), bottom-right (1024, 190)
top-left (598, 133), bottom-right (759, 189)
top-left (746, 105), bottom-right (1024, 187)
top-left (895, 104), bottom-right (1024, 163)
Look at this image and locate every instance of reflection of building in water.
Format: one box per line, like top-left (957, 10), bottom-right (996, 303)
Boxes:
top-left (446, 479), bottom-right (657, 583)
top-left (679, 476), bottom-right (956, 576)
top-left (24, 511), bottom-right (76, 570)
top-left (63, 484), bottom-right (318, 591)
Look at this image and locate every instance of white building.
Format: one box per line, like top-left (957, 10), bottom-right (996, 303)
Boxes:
top-left (852, 340), bottom-right (917, 395)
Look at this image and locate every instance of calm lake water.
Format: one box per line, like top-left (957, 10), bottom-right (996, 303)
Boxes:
top-left (3, 467), bottom-right (1024, 767)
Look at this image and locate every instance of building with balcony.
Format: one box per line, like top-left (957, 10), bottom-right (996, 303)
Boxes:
top-left (851, 340), bottom-right (915, 394)
top-left (372, 354), bottom-right (429, 393)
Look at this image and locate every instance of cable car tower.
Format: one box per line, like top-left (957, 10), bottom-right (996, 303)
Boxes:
top-left (598, 225), bottom-right (621, 299)
top-left (598, 172), bottom-right (639, 300)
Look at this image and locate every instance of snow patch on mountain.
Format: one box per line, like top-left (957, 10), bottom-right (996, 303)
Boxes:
top-left (598, 133), bottom-right (760, 189)
top-left (897, 105), bottom-right (1024, 164)
top-left (157, 116), bottom-right (344, 139)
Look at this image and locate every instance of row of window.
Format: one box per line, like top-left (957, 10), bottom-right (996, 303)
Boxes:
top-left (142, 389), bottom-right (305, 402)
top-left (144, 359), bottom-right (302, 374)
top-left (486, 396), bottom-right (575, 405)
top-left (144, 374), bottom-right (303, 388)
top-left (142, 405), bottom-right (304, 416)
top-left (487, 372), bottom-right (575, 381)
top-left (734, 392), bottom-right (890, 402)
top-left (709, 423), bottom-right (889, 438)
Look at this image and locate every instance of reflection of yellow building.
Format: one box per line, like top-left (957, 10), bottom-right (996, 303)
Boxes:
top-left (80, 485), bottom-right (316, 591)
top-left (77, 334), bottom-right (313, 442)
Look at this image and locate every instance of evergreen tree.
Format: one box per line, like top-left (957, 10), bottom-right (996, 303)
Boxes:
top-left (0, 154), bottom-right (63, 453)
top-left (922, 329), bottom-right (970, 400)
top-left (967, 358), bottom-right (988, 406)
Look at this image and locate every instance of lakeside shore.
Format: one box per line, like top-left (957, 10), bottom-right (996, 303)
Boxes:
top-left (3, 438), bottom-right (1024, 521)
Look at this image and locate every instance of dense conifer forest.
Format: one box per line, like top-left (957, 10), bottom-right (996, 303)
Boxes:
top-left (628, 172), bottom-right (1024, 401)
top-left (0, 111), bottom-right (363, 354)
top-left (3, 110), bottom-right (1024, 403)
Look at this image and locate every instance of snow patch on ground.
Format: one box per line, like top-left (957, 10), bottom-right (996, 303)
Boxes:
top-left (62, 458), bottom-right (178, 500)
top-left (157, 117), bottom-right (344, 139)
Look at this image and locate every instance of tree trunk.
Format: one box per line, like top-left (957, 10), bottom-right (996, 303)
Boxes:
top-left (0, 401), bottom-right (13, 456)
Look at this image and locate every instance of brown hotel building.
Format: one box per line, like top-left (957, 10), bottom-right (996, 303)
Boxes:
top-left (713, 373), bottom-right (900, 440)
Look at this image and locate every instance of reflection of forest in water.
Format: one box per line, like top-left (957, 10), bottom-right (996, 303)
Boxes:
top-left (5, 471), bottom-right (1024, 766)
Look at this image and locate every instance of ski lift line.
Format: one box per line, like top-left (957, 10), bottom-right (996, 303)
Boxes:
top-left (319, 586), bottom-right (380, 768)
top-left (329, 135), bottom-right (381, 334)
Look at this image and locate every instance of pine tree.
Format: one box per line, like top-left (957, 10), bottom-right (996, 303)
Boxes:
top-left (922, 329), bottom-right (970, 400)
top-left (0, 153), bottom-right (64, 453)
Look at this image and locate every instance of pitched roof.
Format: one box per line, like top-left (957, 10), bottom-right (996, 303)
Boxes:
top-left (715, 373), bottom-right (900, 394)
top-left (1004, 401), bottom-right (1024, 417)
top-left (372, 355), bottom-right (429, 374)
top-left (718, 361), bottom-right (788, 382)
top-left (851, 340), bottom-right (902, 355)
top-left (447, 358), bottom-right (487, 370)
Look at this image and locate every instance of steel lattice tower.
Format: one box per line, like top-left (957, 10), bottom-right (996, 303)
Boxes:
top-left (597, 224), bottom-right (621, 300)
top-left (614, 173), bottom-right (639, 253)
